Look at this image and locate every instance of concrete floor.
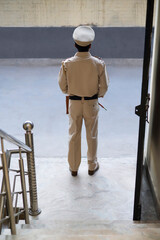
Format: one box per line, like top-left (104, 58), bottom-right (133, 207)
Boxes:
top-left (0, 59), bottom-right (159, 238)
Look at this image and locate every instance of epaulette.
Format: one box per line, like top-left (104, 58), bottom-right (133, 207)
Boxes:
top-left (94, 56), bottom-right (102, 60)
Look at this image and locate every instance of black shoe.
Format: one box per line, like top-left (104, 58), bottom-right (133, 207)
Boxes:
top-left (69, 169), bottom-right (78, 177)
top-left (88, 164), bottom-right (99, 176)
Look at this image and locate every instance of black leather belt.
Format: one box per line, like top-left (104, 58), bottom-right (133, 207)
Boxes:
top-left (69, 94), bottom-right (98, 100)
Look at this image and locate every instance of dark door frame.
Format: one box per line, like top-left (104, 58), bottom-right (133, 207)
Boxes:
top-left (133, 0), bottom-right (155, 220)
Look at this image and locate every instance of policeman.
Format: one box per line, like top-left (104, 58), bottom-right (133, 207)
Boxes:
top-left (58, 26), bottom-right (109, 177)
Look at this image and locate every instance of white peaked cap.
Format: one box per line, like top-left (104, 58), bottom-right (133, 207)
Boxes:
top-left (73, 26), bottom-right (95, 46)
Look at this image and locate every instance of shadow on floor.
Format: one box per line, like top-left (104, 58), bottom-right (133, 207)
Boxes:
top-left (141, 166), bottom-right (159, 221)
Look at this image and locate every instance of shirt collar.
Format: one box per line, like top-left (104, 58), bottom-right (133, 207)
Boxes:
top-left (75, 52), bottom-right (91, 58)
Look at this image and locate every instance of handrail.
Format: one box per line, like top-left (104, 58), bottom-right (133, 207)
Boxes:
top-left (0, 129), bottom-right (31, 152)
top-left (0, 122), bottom-right (40, 234)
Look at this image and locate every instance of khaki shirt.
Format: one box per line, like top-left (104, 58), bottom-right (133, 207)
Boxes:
top-left (58, 52), bottom-right (109, 97)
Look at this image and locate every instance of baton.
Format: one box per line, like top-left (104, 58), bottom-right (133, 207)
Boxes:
top-left (98, 102), bottom-right (107, 111)
top-left (66, 96), bottom-right (69, 114)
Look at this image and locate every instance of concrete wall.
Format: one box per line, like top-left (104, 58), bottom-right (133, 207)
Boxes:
top-left (0, 27), bottom-right (145, 58)
top-left (0, 0), bottom-right (147, 58)
top-left (0, 0), bottom-right (146, 27)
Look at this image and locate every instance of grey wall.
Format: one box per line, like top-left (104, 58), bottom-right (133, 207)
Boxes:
top-left (0, 27), bottom-right (145, 58)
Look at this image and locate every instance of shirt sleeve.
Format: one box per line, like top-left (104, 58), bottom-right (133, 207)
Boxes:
top-left (98, 62), bottom-right (109, 97)
top-left (58, 61), bottom-right (68, 94)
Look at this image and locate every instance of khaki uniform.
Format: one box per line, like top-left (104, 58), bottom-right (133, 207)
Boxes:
top-left (59, 51), bottom-right (109, 171)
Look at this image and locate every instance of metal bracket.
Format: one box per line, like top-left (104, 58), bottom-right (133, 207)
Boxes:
top-left (135, 105), bottom-right (143, 117)
top-left (145, 93), bottom-right (150, 123)
top-left (135, 93), bottom-right (150, 123)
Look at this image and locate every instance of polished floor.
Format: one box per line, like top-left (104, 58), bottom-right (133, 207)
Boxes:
top-left (35, 156), bottom-right (135, 222)
top-left (0, 59), bottom-right (159, 239)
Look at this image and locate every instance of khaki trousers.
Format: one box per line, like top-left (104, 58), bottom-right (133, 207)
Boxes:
top-left (68, 98), bottom-right (99, 171)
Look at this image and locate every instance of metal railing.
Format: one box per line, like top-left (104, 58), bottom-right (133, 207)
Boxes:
top-left (0, 121), bottom-right (41, 235)
top-left (23, 121), bottom-right (41, 216)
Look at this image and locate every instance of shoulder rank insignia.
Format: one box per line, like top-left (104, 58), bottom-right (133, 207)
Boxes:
top-left (94, 56), bottom-right (102, 60)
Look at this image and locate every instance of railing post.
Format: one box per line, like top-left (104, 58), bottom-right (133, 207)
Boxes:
top-left (19, 147), bottom-right (30, 223)
top-left (0, 153), bottom-right (5, 231)
top-left (23, 121), bottom-right (41, 216)
top-left (1, 138), bottom-right (16, 234)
